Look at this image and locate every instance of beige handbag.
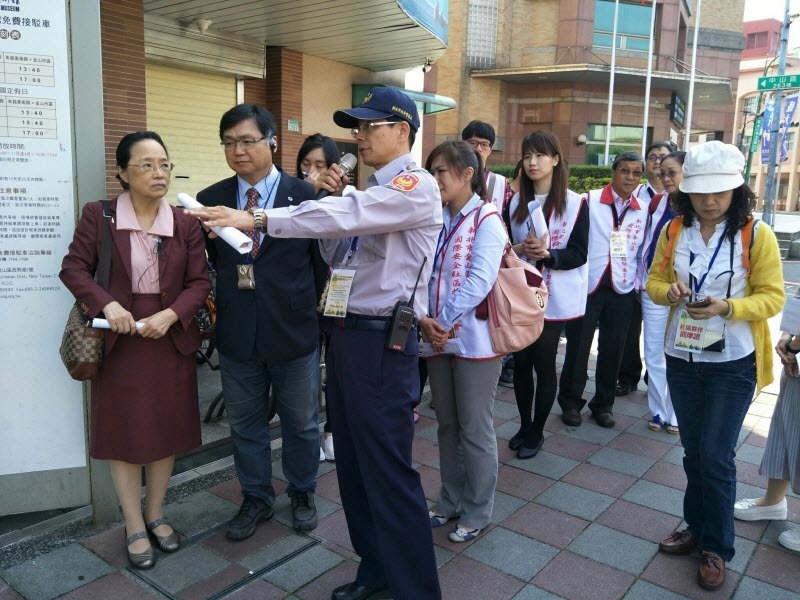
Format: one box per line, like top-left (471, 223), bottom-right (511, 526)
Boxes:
top-left (59, 201), bottom-right (113, 381)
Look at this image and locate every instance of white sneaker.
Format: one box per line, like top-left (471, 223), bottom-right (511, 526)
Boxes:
top-left (733, 498), bottom-right (787, 521)
top-left (322, 435), bottom-right (335, 461)
top-left (319, 446), bottom-right (325, 462)
top-left (779, 528), bottom-right (800, 551)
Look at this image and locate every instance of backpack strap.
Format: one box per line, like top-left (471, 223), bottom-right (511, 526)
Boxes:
top-left (740, 216), bottom-right (757, 276)
top-left (658, 215), bottom-right (684, 272)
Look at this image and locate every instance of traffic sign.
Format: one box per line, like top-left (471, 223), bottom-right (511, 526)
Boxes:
top-left (758, 75), bottom-right (800, 91)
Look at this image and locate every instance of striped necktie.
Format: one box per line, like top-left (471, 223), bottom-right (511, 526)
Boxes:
top-left (244, 187), bottom-right (261, 260)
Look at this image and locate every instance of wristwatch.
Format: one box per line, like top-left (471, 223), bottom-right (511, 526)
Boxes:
top-left (787, 343), bottom-right (800, 355)
top-left (248, 207), bottom-right (266, 233)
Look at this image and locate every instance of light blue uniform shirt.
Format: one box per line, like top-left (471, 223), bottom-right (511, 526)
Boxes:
top-left (237, 166), bottom-right (280, 246)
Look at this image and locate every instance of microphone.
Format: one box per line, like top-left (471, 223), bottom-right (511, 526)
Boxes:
top-left (315, 153), bottom-right (358, 200)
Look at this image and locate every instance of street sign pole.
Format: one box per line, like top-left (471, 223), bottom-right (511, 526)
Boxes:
top-left (763, 0), bottom-right (792, 227)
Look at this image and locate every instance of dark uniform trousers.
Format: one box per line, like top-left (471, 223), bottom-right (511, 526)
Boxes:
top-left (617, 296), bottom-right (643, 387)
top-left (558, 270), bottom-right (637, 415)
top-left (326, 326), bottom-right (441, 600)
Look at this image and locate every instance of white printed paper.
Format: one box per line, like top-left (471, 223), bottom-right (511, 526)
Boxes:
top-left (419, 338), bottom-right (466, 357)
top-left (91, 318), bottom-right (144, 330)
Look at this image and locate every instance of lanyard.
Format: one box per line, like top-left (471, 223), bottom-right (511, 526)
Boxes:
top-left (689, 226), bottom-right (728, 295)
top-left (433, 206), bottom-right (481, 272)
top-left (609, 201), bottom-right (630, 230)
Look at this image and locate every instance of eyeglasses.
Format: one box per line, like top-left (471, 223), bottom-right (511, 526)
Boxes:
top-left (128, 163), bottom-right (174, 173)
top-left (350, 121), bottom-right (397, 139)
top-left (220, 137), bottom-right (267, 151)
top-left (466, 139), bottom-right (492, 150)
top-left (647, 154), bottom-right (666, 163)
top-left (617, 168), bottom-right (643, 178)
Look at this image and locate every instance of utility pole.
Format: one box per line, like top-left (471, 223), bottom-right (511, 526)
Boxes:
top-left (684, 0), bottom-right (702, 150)
top-left (763, 0), bottom-right (792, 226)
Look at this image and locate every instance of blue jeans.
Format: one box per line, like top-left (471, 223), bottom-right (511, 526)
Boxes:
top-left (219, 348), bottom-right (319, 503)
top-left (665, 352), bottom-right (756, 561)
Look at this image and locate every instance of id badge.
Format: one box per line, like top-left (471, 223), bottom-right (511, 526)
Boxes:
top-left (610, 230), bottom-right (628, 259)
top-left (323, 267), bottom-right (356, 318)
top-left (237, 264), bottom-right (255, 290)
top-left (673, 309), bottom-right (707, 354)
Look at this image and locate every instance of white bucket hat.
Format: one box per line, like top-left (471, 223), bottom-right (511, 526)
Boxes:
top-left (679, 141), bottom-right (745, 194)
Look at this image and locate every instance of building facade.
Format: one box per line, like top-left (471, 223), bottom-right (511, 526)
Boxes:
top-left (429, 0), bottom-right (745, 168)
top-left (733, 18), bottom-right (800, 212)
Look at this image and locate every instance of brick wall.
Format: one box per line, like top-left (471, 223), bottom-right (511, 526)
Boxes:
top-left (263, 47), bottom-right (304, 171)
top-left (100, 0), bottom-right (147, 197)
top-left (243, 79), bottom-right (267, 106)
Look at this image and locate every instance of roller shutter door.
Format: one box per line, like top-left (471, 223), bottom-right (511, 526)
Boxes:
top-left (146, 64), bottom-right (236, 201)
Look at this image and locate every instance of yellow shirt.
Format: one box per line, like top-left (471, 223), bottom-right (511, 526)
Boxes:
top-left (646, 219), bottom-right (785, 394)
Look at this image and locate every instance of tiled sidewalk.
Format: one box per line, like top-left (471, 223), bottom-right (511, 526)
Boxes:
top-left (2, 346), bottom-right (800, 599)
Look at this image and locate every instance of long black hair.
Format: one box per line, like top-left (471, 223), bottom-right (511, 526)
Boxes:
top-left (425, 140), bottom-right (488, 201)
top-left (296, 133), bottom-right (340, 178)
top-left (515, 131), bottom-right (568, 224)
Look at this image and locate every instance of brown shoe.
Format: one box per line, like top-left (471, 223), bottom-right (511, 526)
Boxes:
top-left (698, 551), bottom-right (725, 590)
top-left (561, 408), bottom-right (582, 427)
top-left (658, 529), bottom-right (697, 555)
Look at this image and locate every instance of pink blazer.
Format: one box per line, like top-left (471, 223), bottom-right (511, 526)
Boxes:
top-left (60, 198), bottom-right (211, 356)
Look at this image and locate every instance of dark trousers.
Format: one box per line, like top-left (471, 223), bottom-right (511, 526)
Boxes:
top-left (617, 298), bottom-right (643, 386)
top-left (513, 321), bottom-right (564, 446)
top-left (558, 285), bottom-right (637, 414)
top-left (666, 353), bottom-right (755, 561)
top-left (327, 327), bottom-right (441, 600)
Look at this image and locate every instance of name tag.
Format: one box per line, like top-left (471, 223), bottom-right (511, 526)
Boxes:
top-left (610, 230), bottom-right (628, 258)
top-left (674, 309), bottom-right (706, 353)
top-left (323, 268), bottom-right (357, 318)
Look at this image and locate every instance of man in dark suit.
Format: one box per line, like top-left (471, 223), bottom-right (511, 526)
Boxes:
top-left (197, 104), bottom-right (322, 539)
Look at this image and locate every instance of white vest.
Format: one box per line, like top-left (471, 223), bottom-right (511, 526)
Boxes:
top-left (542, 190), bottom-right (589, 320)
top-left (507, 191), bottom-right (587, 320)
top-left (430, 202), bottom-right (504, 360)
top-left (486, 171), bottom-right (507, 214)
top-left (586, 185), bottom-right (648, 294)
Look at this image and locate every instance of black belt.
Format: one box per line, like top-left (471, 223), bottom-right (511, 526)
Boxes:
top-left (332, 313), bottom-right (392, 332)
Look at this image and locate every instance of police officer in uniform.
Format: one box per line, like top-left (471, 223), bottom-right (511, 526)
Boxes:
top-left (188, 87), bottom-right (442, 600)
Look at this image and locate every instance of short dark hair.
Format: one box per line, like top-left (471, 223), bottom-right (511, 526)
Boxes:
top-left (296, 134), bottom-right (340, 178)
top-left (645, 141), bottom-right (675, 156)
top-left (671, 185), bottom-right (756, 242)
top-left (219, 103), bottom-right (277, 147)
top-left (461, 120), bottom-right (496, 146)
top-left (425, 140), bottom-right (487, 201)
top-left (612, 151), bottom-right (645, 172)
top-left (385, 116), bottom-right (416, 150)
top-left (115, 131), bottom-right (168, 191)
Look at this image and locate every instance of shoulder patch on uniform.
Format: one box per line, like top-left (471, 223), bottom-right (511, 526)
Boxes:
top-left (389, 173), bottom-right (420, 192)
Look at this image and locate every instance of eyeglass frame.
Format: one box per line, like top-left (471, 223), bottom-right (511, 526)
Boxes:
top-left (617, 167), bottom-right (644, 178)
top-left (647, 154), bottom-right (667, 163)
top-left (220, 137), bottom-right (269, 151)
top-left (127, 162), bottom-right (175, 174)
top-left (350, 121), bottom-right (397, 139)
top-left (466, 139), bottom-right (492, 150)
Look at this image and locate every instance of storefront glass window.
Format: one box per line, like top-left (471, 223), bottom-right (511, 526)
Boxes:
top-left (585, 123), bottom-right (644, 165)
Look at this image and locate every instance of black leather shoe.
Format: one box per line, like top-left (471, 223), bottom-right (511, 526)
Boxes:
top-left (561, 408), bottom-right (582, 427)
top-left (508, 426), bottom-right (528, 450)
top-left (593, 412), bottom-right (616, 428)
top-left (517, 436), bottom-right (544, 460)
top-left (615, 382), bottom-right (636, 396)
top-left (291, 491), bottom-right (318, 531)
top-left (331, 582), bottom-right (391, 600)
top-left (226, 496), bottom-right (274, 541)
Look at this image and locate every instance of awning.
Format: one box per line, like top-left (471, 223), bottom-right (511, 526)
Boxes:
top-left (144, 0), bottom-right (448, 72)
top-left (470, 64), bottom-right (733, 107)
top-left (352, 84), bottom-right (457, 115)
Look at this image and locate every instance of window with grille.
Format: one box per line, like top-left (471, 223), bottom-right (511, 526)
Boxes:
top-left (746, 32), bottom-right (768, 50)
top-left (466, 0), bottom-right (498, 69)
top-left (743, 96), bottom-right (759, 115)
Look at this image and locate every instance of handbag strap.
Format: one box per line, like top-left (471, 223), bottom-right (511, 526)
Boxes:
top-left (97, 200), bottom-right (114, 290)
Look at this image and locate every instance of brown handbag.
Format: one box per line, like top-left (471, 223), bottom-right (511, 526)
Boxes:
top-left (59, 201), bottom-right (114, 380)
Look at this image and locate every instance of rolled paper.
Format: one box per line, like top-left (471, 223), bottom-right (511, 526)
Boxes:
top-left (177, 193), bottom-right (253, 254)
top-left (92, 318), bottom-right (144, 330)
